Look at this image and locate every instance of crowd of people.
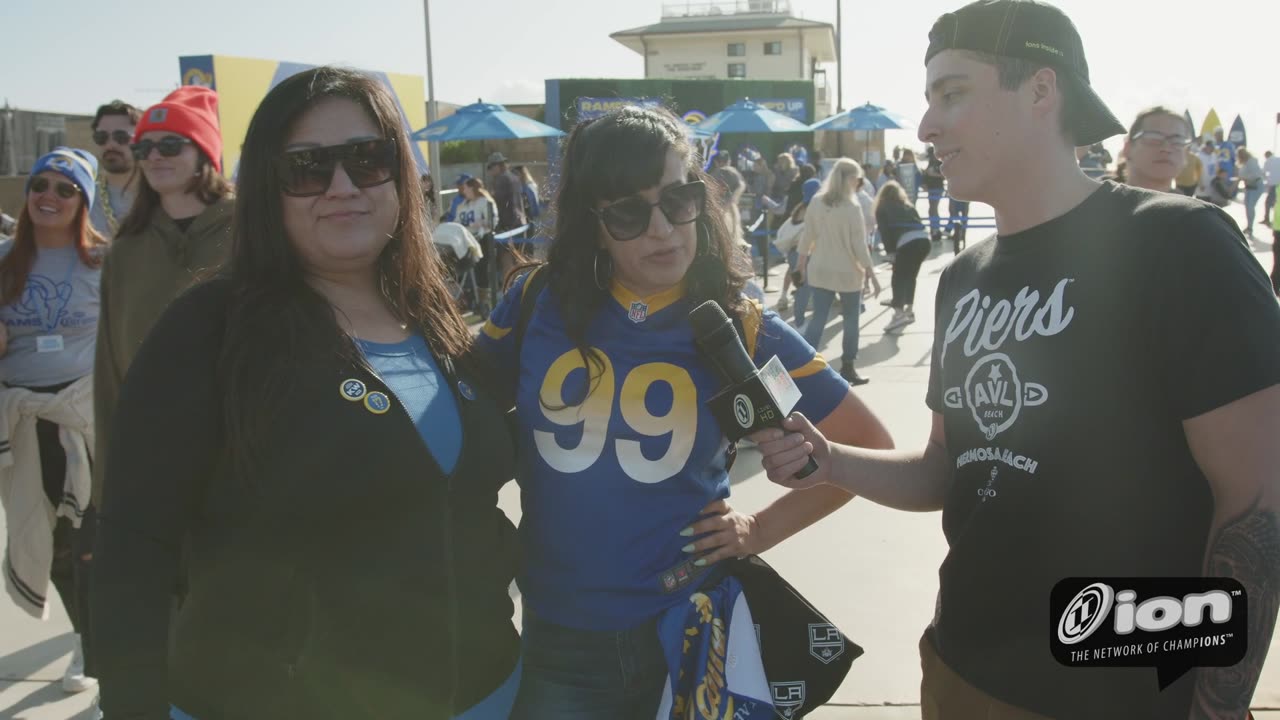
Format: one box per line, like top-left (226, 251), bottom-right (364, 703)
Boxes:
top-left (1, 1), bottom-right (1279, 719)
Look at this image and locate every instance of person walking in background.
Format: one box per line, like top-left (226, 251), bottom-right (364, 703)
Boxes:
top-left (874, 180), bottom-right (930, 334)
top-left (1196, 141), bottom-right (1218, 198)
top-left (92, 86), bottom-right (233, 511)
top-left (512, 165), bottom-right (541, 222)
top-left (1175, 144), bottom-right (1203, 196)
top-left (1238, 147), bottom-right (1265, 236)
top-left (421, 173), bottom-right (438, 230)
top-left (87, 101), bottom-right (141, 239)
top-left (947, 195), bottom-right (970, 253)
top-left (798, 158), bottom-right (881, 386)
top-left (442, 173), bottom-right (470, 223)
top-left (922, 146), bottom-right (946, 241)
top-left (456, 177), bottom-right (498, 293)
top-left (0, 148), bottom-right (106, 700)
top-left (1120, 106), bottom-right (1190, 193)
top-left (1263, 150), bottom-right (1280, 226)
top-left (897, 148), bottom-right (921, 206)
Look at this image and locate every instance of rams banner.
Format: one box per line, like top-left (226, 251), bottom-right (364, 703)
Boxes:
top-left (575, 96), bottom-right (664, 121)
top-left (178, 55), bottom-right (428, 178)
top-left (753, 98), bottom-right (808, 122)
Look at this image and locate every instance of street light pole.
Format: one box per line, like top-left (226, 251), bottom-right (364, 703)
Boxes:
top-left (423, 0), bottom-right (442, 181)
top-left (835, 0), bottom-right (844, 158)
top-left (835, 0), bottom-right (843, 114)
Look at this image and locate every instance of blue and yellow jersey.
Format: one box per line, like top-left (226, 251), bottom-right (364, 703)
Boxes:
top-left (478, 271), bottom-right (847, 630)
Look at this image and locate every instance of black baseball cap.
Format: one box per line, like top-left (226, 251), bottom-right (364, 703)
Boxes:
top-left (924, 0), bottom-right (1125, 146)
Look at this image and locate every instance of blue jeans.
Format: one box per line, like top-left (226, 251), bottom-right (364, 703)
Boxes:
top-left (170, 663), bottom-right (521, 720)
top-left (927, 189), bottom-right (944, 237)
top-left (802, 289), bottom-right (862, 363)
top-left (511, 607), bottom-right (667, 720)
top-left (787, 249), bottom-right (812, 327)
top-left (1244, 185), bottom-right (1264, 233)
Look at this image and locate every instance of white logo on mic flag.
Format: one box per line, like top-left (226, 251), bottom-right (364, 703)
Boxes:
top-left (734, 394), bottom-right (755, 428)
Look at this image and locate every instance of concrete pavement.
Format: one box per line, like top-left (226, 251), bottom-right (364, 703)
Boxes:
top-left (3, 201), bottom-right (1277, 719)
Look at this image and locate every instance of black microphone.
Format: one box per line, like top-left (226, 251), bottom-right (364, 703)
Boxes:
top-left (689, 300), bottom-right (818, 479)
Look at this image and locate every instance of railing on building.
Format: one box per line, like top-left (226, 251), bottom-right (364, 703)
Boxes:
top-left (661, 0), bottom-right (792, 18)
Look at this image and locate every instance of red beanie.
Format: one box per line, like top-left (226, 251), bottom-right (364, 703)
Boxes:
top-left (133, 86), bottom-right (224, 172)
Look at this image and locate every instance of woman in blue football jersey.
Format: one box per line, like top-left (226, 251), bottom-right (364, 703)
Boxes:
top-left (479, 106), bottom-right (893, 719)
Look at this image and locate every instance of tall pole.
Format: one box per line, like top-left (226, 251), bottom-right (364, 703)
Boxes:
top-left (835, 0), bottom-right (844, 158)
top-left (835, 0), bottom-right (843, 113)
top-left (423, 0), bottom-right (441, 181)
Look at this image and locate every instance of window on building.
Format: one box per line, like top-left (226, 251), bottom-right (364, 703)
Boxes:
top-left (728, 63), bottom-right (747, 78)
top-left (728, 43), bottom-right (745, 57)
top-left (764, 41), bottom-right (782, 55)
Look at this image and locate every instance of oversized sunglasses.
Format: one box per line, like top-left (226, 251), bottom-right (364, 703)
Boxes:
top-left (29, 176), bottom-right (79, 200)
top-left (93, 130), bottom-right (133, 147)
top-left (131, 136), bottom-right (193, 160)
top-left (591, 181), bottom-right (706, 242)
top-left (275, 139), bottom-right (398, 197)
top-left (1132, 130), bottom-right (1192, 149)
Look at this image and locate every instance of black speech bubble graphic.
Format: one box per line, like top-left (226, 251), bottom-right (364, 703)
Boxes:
top-left (1051, 578), bottom-right (1247, 689)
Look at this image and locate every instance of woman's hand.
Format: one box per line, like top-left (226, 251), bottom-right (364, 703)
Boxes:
top-left (747, 413), bottom-right (832, 491)
top-left (679, 499), bottom-right (765, 566)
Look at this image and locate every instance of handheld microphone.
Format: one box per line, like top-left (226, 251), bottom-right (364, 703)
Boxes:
top-left (689, 300), bottom-right (818, 479)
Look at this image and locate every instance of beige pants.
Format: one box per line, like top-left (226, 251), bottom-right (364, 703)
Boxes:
top-left (919, 634), bottom-right (1053, 720)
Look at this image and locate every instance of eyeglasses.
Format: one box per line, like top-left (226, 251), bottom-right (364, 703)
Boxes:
top-left (131, 136), bottom-right (193, 160)
top-left (93, 130), bottom-right (133, 147)
top-left (591, 181), bottom-right (706, 242)
top-left (1132, 130), bottom-right (1192, 149)
top-left (275, 139), bottom-right (399, 197)
top-left (29, 176), bottom-right (79, 200)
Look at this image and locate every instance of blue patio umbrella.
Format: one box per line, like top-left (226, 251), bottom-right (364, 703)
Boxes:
top-left (411, 101), bottom-right (565, 142)
top-left (809, 102), bottom-right (913, 132)
top-left (693, 98), bottom-right (811, 134)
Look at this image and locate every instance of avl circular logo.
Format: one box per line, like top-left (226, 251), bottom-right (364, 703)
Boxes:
top-left (1057, 582), bottom-right (1115, 645)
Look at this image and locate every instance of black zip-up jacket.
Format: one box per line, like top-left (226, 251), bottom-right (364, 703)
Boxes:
top-left (92, 278), bottom-right (520, 719)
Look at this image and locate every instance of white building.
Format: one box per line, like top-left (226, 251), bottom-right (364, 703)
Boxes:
top-left (610, 1), bottom-right (838, 120)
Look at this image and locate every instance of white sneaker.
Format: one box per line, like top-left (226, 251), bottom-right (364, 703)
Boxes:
top-left (884, 310), bottom-right (915, 333)
top-left (62, 634), bottom-right (98, 694)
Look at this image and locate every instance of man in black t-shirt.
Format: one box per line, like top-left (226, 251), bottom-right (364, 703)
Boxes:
top-left (749, 2), bottom-right (1280, 719)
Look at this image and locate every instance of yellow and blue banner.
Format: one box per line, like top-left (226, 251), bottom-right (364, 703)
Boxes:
top-left (178, 55), bottom-right (428, 177)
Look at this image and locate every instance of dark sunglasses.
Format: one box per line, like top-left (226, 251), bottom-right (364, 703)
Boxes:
top-left (591, 181), bottom-right (706, 242)
top-left (29, 176), bottom-right (79, 200)
top-left (275, 139), bottom-right (399, 198)
top-left (93, 130), bottom-right (133, 147)
top-left (131, 136), bottom-right (193, 160)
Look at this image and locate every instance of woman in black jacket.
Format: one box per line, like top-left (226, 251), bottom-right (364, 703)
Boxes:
top-left (873, 180), bottom-right (931, 333)
top-left (92, 67), bottom-right (520, 720)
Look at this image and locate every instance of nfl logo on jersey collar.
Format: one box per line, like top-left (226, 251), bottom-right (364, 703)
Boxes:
top-left (611, 281), bottom-right (685, 325)
top-left (628, 301), bottom-right (648, 323)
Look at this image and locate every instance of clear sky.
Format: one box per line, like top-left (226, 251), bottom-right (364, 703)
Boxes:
top-left (2, 0), bottom-right (1276, 157)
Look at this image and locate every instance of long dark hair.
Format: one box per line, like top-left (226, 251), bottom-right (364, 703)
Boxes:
top-left (1, 196), bottom-right (105, 306)
top-left (538, 105), bottom-right (750, 394)
top-left (115, 148), bottom-right (232, 238)
top-left (219, 66), bottom-right (471, 473)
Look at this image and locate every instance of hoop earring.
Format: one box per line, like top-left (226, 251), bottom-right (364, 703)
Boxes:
top-left (593, 251), bottom-right (611, 290)
top-left (696, 220), bottom-right (711, 257)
